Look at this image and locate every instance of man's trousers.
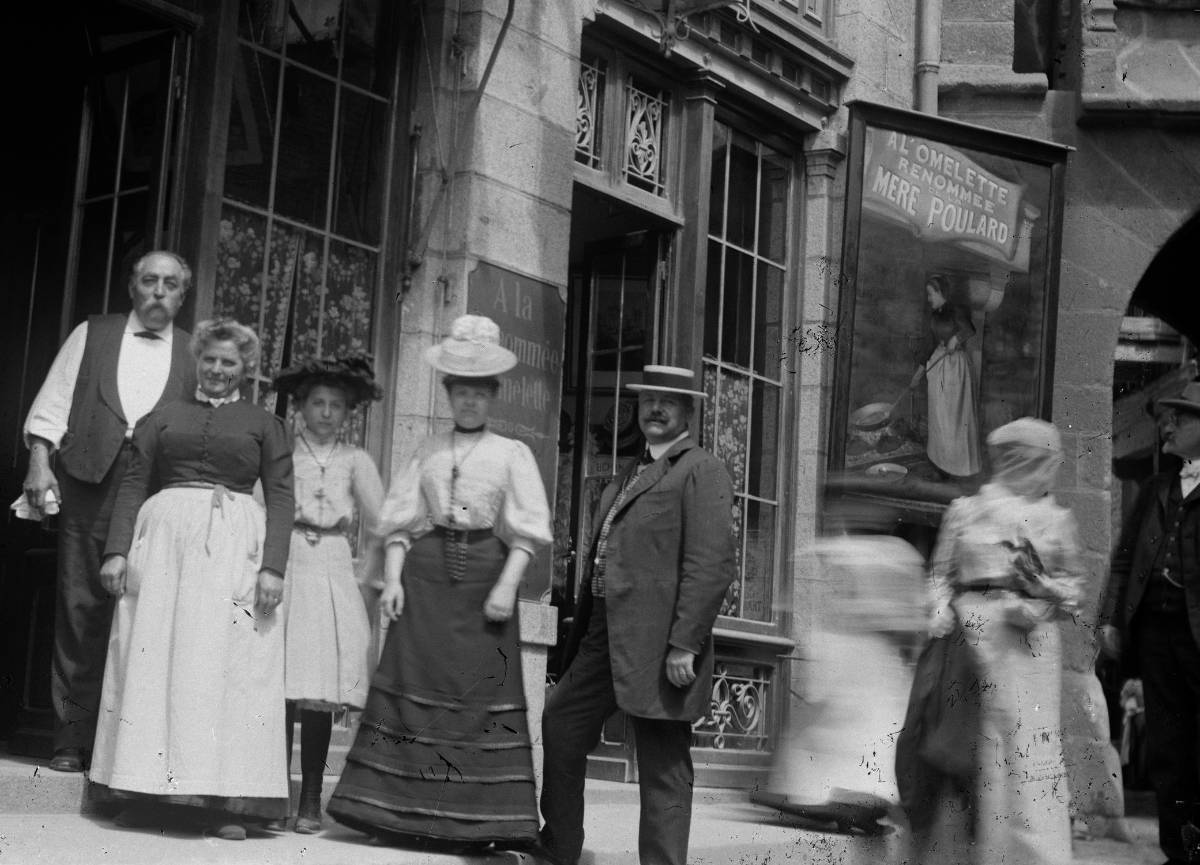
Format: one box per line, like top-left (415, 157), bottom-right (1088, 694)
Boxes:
top-left (540, 600), bottom-right (695, 865)
top-left (51, 450), bottom-right (126, 752)
top-left (1135, 607), bottom-right (1200, 863)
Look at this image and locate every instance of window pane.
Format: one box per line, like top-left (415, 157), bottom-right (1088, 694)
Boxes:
top-left (291, 232), bottom-right (326, 360)
top-left (741, 500), bottom-right (775, 621)
top-left (214, 207), bottom-right (268, 338)
top-left (275, 64), bottom-right (336, 227)
top-left (725, 133), bottom-right (758, 249)
top-left (113, 191), bottom-right (152, 284)
top-left (260, 221), bottom-right (303, 379)
top-left (323, 240), bottom-right (377, 355)
top-left (703, 240), bottom-right (722, 357)
top-left (757, 148), bottom-right (789, 263)
top-left (708, 123), bottom-right (729, 237)
top-left (225, 46), bottom-right (279, 210)
top-left (707, 367), bottom-right (749, 493)
top-left (576, 56), bottom-right (605, 169)
top-left (87, 56), bottom-right (170, 197)
top-left (342, 0), bottom-right (391, 93)
top-left (334, 89), bottom-right (386, 244)
top-left (81, 55), bottom-right (169, 199)
top-left (754, 263), bottom-right (784, 376)
top-left (74, 201), bottom-right (117, 320)
top-left (624, 80), bottom-right (668, 196)
top-left (239, 0), bottom-right (286, 51)
top-left (284, 0), bottom-right (341, 77)
top-left (748, 379), bottom-right (779, 499)
top-left (720, 497), bottom-right (745, 617)
top-left (721, 248), bottom-right (754, 368)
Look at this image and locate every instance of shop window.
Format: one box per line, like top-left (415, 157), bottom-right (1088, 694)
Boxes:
top-left (702, 123), bottom-right (790, 623)
top-left (215, 0), bottom-right (395, 426)
top-left (830, 103), bottom-right (1067, 517)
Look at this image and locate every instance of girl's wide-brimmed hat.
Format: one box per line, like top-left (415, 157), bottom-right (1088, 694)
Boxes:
top-left (626, 365), bottom-right (707, 399)
top-left (273, 353), bottom-right (383, 405)
top-left (424, 314), bottom-right (518, 377)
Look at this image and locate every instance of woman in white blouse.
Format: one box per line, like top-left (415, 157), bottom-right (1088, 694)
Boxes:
top-left (918, 418), bottom-right (1084, 865)
top-left (326, 315), bottom-right (552, 854)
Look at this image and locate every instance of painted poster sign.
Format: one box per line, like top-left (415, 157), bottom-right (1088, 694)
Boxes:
top-left (467, 261), bottom-right (565, 599)
top-left (865, 129), bottom-right (1032, 271)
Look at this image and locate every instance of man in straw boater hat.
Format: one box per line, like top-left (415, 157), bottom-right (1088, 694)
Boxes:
top-left (536, 365), bottom-right (736, 865)
top-left (1103, 380), bottom-right (1200, 864)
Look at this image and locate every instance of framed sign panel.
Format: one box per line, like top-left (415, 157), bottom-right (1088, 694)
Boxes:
top-left (830, 102), bottom-right (1070, 516)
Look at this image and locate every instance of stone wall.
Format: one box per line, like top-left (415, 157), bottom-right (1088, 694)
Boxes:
top-left (388, 0), bottom-right (585, 794)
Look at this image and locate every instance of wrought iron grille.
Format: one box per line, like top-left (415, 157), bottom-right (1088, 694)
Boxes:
top-left (692, 659), bottom-right (771, 751)
top-left (576, 57), bottom-right (604, 169)
top-left (624, 80), bottom-right (668, 196)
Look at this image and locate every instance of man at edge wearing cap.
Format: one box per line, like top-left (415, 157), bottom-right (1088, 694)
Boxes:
top-left (1102, 381), bottom-right (1200, 865)
top-left (536, 365), bottom-right (736, 865)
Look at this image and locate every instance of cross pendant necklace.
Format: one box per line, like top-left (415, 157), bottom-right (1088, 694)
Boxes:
top-left (449, 429), bottom-right (484, 525)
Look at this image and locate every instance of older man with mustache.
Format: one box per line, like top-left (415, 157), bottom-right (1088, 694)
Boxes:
top-left (22, 250), bottom-right (197, 773)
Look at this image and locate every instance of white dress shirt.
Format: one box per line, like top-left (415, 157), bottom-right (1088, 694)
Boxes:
top-left (1181, 459), bottom-right (1200, 499)
top-left (24, 313), bottom-right (174, 449)
top-left (647, 430), bottom-right (690, 461)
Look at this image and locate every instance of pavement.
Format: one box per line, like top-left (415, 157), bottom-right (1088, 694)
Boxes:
top-left (0, 790), bottom-right (1169, 865)
top-left (0, 750), bottom-right (1169, 864)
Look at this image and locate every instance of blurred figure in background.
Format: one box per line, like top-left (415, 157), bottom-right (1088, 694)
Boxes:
top-left (754, 497), bottom-right (925, 842)
top-left (906, 418), bottom-right (1084, 865)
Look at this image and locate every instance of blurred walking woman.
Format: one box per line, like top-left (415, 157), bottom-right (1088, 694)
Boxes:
top-left (921, 418), bottom-right (1084, 865)
top-left (91, 319), bottom-right (294, 840)
top-left (327, 314), bottom-right (552, 851)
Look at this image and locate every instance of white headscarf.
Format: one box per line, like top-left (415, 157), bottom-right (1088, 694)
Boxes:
top-left (986, 417), bottom-right (1064, 499)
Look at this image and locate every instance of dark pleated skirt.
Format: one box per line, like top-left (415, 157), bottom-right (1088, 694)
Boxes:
top-left (326, 532), bottom-right (539, 845)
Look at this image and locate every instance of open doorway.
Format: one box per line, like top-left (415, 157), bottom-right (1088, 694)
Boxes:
top-left (548, 184), bottom-right (676, 780)
top-left (0, 1), bottom-right (186, 751)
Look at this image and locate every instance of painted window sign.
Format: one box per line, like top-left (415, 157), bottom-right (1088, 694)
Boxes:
top-left (864, 130), bottom-right (1038, 273)
top-left (830, 103), bottom-right (1069, 512)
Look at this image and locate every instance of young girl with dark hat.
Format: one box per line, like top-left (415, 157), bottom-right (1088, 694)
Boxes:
top-left (270, 354), bottom-right (385, 834)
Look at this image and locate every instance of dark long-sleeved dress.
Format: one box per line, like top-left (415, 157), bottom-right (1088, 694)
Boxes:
top-left (89, 396), bottom-right (294, 818)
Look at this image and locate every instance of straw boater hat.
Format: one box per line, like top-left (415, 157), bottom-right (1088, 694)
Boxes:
top-left (626, 364), bottom-right (707, 399)
top-left (423, 314), bottom-right (518, 377)
top-left (273, 353), bottom-right (383, 405)
top-left (1158, 381), bottom-right (1200, 416)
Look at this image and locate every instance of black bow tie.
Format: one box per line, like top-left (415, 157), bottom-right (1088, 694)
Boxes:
top-left (640, 449), bottom-right (654, 466)
top-left (133, 330), bottom-right (162, 340)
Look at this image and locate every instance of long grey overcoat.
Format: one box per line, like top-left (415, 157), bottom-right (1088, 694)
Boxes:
top-left (564, 436), bottom-right (736, 721)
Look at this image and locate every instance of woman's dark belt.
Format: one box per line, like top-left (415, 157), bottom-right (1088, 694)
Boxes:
top-left (431, 525), bottom-right (493, 543)
top-left (957, 583), bottom-right (1036, 599)
top-left (294, 521), bottom-right (345, 546)
top-left (431, 524), bottom-right (494, 581)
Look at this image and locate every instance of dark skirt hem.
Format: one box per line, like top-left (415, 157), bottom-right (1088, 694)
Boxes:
top-left (327, 797), bottom-right (539, 845)
top-left (89, 782), bottom-right (288, 819)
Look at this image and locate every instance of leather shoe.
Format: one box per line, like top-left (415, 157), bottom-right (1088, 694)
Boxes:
top-left (522, 839), bottom-right (576, 865)
top-left (48, 748), bottom-right (86, 773)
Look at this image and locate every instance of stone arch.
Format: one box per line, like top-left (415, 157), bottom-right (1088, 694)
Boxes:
top-left (1131, 206), bottom-right (1200, 344)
